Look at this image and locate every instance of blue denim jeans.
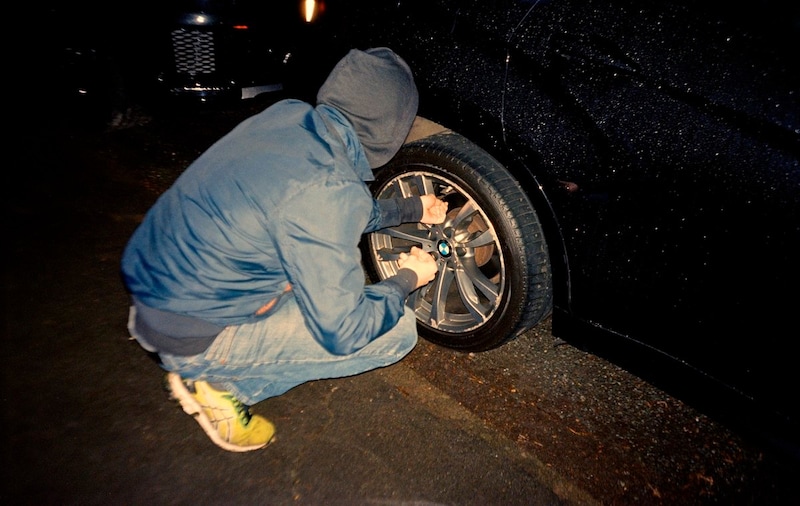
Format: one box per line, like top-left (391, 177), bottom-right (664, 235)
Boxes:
top-left (128, 296), bottom-right (418, 405)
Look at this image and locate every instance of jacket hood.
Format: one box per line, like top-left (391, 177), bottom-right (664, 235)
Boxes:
top-left (316, 47), bottom-right (419, 169)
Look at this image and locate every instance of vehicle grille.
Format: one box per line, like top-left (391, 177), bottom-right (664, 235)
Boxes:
top-left (171, 29), bottom-right (216, 76)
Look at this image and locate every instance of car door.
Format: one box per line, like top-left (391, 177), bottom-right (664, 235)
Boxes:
top-left (501, 0), bottom-right (800, 407)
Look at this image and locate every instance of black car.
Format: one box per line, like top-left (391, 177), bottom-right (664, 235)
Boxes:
top-left (323, 0), bottom-right (800, 453)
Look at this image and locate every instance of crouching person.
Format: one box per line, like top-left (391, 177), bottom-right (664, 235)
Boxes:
top-left (121, 47), bottom-right (447, 452)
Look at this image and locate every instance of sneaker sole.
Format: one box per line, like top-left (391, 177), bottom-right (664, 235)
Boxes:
top-left (166, 372), bottom-right (269, 452)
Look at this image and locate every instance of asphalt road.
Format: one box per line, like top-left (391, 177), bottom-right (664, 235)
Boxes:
top-left (4, 94), bottom-right (798, 505)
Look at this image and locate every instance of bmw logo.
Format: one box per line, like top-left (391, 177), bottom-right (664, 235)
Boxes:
top-left (437, 240), bottom-right (452, 258)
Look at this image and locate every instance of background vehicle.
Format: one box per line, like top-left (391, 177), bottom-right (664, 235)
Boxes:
top-left (324, 0), bottom-right (800, 454)
top-left (37, 1), bottom-right (332, 126)
top-left (157, 0), bottom-right (331, 102)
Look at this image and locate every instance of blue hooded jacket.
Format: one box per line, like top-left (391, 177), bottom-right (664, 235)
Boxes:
top-left (122, 48), bottom-right (421, 357)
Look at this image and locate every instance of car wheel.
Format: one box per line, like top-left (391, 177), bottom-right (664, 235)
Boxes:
top-left (364, 132), bottom-right (553, 351)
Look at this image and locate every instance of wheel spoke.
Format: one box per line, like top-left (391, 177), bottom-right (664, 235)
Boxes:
top-left (382, 226), bottom-right (428, 243)
top-left (460, 257), bottom-right (500, 302)
top-left (463, 228), bottom-right (495, 248)
top-left (454, 266), bottom-right (487, 322)
top-left (427, 265), bottom-right (455, 326)
top-left (451, 200), bottom-right (479, 231)
top-left (397, 173), bottom-right (437, 197)
top-left (381, 226), bottom-right (438, 255)
top-left (417, 173), bottom-right (438, 196)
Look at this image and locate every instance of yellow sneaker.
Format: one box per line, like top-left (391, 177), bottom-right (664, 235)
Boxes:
top-left (166, 372), bottom-right (275, 452)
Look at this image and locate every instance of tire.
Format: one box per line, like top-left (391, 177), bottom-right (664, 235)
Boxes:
top-left (364, 132), bottom-right (552, 351)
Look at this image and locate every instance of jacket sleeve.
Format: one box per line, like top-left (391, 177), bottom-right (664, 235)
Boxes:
top-left (365, 196), bottom-right (424, 233)
top-left (273, 180), bottom-right (413, 355)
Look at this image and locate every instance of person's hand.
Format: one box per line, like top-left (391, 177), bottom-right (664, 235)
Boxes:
top-left (420, 194), bottom-right (448, 224)
top-left (398, 246), bottom-right (439, 289)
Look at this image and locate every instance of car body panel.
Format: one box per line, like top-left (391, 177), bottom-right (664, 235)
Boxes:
top-left (501, 2), bottom-right (799, 392)
top-left (325, 0), bottom-right (800, 444)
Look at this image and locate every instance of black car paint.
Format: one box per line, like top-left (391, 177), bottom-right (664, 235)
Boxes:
top-left (324, 0), bottom-right (800, 449)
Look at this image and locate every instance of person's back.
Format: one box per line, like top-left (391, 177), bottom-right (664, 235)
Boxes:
top-left (123, 99), bottom-right (375, 330)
